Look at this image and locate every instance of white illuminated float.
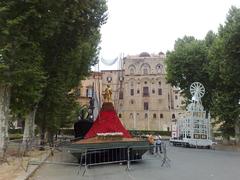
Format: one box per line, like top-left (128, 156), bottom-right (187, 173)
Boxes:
top-left (170, 82), bottom-right (213, 148)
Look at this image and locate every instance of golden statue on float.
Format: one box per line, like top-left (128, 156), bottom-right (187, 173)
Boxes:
top-left (103, 85), bottom-right (112, 102)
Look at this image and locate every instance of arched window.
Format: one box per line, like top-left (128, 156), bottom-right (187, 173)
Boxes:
top-left (130, 81), bottom-right (134, 87)
top-left (106, 76), bottom-right (112, 83)
top-left (130, 99), bottom-right (134, 104)
top-left (130, 113), bottom-right (133, 119)
top-left (130, 68), bottom-right (134, 75)
top-left (145, 113), bottom-right (148, 119)
top-left (158, 88), bottom-right (162, 95)
top-left (143, 87), bottom-right (149, 96)
top-left (86, 87), bottom-right (93, 97)
top-left (119, 113), bottom-right (122, 118)
top-left (153, 113), bottom-right (156, 118)
top-left (141, 63), bottom-right (151, 75)
top-left (143, 68), bottom-right (148, 75)
top-left (128, 65), bottom-right (136, 75)
top-left (144, 102), bottom-right (149, 110)
top-left (172, 114), bottom-right (175, 119)
top-left (119, 91), bottom-right (123, 99)
top-left (130, 89), bottom-right (134, 96)
top-left (156, 64), bottom-right (163, 74)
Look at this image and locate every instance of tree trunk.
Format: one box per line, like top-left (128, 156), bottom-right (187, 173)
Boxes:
top-left (39, 127), bottom-right (46, 150)
top-left (222, 136), bottom-right (230, 144)
top-left (22, 114), bottom-right (31, 153)
top-left (22, 105), bottom-right (38, 153)
top-left (0, 85), bottom-right (11, 159)
top-left (47, 131), bottom-right (54, 147)
top-left (234, 118), bottom-right (240, 145)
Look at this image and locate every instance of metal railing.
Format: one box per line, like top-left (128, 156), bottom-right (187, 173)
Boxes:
top-left (3, 138), bottom-right (171, 177)
top-left (76, 143), bottom-right (170, 176)
top-left (25, 142), bottom-right (170, 176)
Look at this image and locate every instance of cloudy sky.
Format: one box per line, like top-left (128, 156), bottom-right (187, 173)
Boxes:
top-left (95, 0), bottom-right (240, 70)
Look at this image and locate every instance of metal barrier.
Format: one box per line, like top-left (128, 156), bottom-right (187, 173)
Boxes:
top-left (25, 142), bottom-right (171, 176)
top-left (161, 143), bottom-right (171, 168)
top-left (64, 142), bottom-right (170, 176)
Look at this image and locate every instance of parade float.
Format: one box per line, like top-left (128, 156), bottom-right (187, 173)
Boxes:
top-left (170, 82), bottom-right (213, 148)
top-left (64, 86), bottom-right (149, 163)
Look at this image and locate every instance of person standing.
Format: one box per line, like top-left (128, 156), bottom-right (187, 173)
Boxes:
top-left (155, 135), bottom-right (162, 154)
top-left (147, 134), bottom-right (155, 154)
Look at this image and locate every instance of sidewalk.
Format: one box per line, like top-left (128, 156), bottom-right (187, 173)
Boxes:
top-left (16, 150), bottom-right (52, 180)
top-left (0, 149), bottom-right (51, 180)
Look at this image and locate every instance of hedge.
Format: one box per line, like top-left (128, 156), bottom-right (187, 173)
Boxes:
top-left (60, 128), bottom-right (171, 137)
top-left (9, 134), bottom-right (23, 140)
top-left (61, 129), bottom-right (75, 136)
top-left (129, 130), bottom-right (171, 137)
top-left (9, 128), bottom-right (172, 137)
top-left (9, 128), bottom-right (23, 134)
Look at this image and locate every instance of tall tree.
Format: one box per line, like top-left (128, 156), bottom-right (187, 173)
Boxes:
top-left (0, 77), bottom-right (10, 159)
top-left (0, 0), bottom-right (107, 154)
top-left (208, 6), bottom-right (240, 143)
top-left (0, 0), bottom-right (46, 154)
top-left (32, 0), bottom-right (107, 145)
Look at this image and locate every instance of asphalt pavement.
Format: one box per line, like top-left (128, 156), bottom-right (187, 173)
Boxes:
top-left (29, 143), bottom-right (240, 180)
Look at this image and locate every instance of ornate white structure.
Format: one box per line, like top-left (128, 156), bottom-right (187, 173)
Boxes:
top-left (171, 82), bottom-right (213, 147)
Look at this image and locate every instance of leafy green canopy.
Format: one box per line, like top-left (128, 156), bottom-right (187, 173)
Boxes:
top-left (0, 1), bottom-right (46, 117)
top-left (166, 6), bottom-right (240, 138)
top-left (165, 35), bottom-right (214, 110)
top-left (0, 0), bottom-right (107, 135)
top-left (208, 6), bottom-right (240, 136)
top-left (32, 0), bottom-right (107, 133)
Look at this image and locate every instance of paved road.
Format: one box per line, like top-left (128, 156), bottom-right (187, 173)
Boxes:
top-left (30, 144), bottom-right (240, 180)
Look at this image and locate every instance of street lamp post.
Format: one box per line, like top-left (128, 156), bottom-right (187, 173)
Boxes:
top-left (88, 97), bottom-right (94, 122)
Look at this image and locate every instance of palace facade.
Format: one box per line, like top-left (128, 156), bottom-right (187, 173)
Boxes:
top-left (78, 52), bottom-right (185, 131)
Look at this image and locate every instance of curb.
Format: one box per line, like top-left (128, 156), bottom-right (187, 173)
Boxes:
top-left (213, 146), bottom-right (240, 152)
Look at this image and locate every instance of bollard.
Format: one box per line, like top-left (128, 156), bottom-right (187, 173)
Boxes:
top-left (126, 147), bottom-right (131, 170)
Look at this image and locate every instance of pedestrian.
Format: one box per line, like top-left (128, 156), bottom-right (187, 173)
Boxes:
top-left (155, 135), bottom-right (162, 154)
top-left (147, 134), bottom-right (155, 154)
